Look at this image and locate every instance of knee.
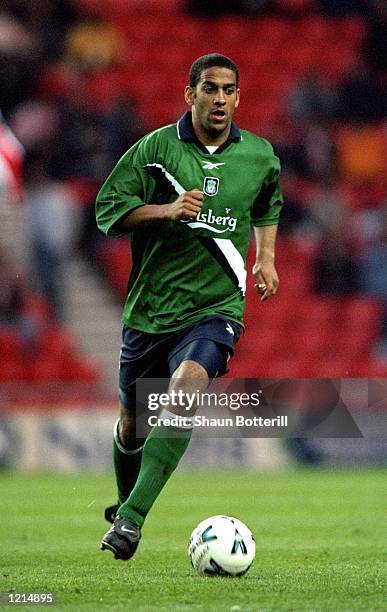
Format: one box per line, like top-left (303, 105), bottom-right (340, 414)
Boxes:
top-left (171, 359), bottom-right (209, 383)
top-left (170, 360), bottom-right (209, 397)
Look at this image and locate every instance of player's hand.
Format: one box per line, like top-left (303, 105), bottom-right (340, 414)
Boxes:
top-left (252, 260), bottom-right (279, 302)
top-left (167, 190), bottom-right (204, 221)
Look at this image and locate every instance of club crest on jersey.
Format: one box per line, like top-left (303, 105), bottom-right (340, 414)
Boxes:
top-left (203, 176), bottom-right (219, 197)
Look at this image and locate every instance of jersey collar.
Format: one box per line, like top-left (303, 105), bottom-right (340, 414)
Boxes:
top-left (176, 111), bottom-right (241, 154)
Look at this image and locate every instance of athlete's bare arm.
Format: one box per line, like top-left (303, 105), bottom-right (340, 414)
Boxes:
top-left (252, 224), bottom-right (279, 302)
top-left (114, 190), bottom-right (204, 232)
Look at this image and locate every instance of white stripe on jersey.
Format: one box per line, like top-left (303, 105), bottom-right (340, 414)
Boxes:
top-left (213, 238), bottom-right (247, 296)
top-left (145, 163), bottom-right (185, 195)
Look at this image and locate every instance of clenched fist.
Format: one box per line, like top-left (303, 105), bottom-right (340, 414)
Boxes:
top-left (166, 189), bottom-right (204, 221)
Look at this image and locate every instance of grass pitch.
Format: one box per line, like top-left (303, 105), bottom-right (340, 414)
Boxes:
top-left (0, 468), bottom-right (386, 611)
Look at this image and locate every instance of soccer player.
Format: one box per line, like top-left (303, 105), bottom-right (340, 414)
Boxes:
top-left (95, 53), bottom-right (283, 560)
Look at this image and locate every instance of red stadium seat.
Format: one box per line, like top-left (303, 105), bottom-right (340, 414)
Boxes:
top-left (335, 17), bottom-right (367, 45)
top-left (0, 330), bottom-right (22, 360)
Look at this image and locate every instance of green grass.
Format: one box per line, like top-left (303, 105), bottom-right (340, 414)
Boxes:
top-left (0, 469), bottom-right (386, 611)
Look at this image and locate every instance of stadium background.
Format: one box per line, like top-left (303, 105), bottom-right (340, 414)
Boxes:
top-left (0, 0), bottom-right (386, 470)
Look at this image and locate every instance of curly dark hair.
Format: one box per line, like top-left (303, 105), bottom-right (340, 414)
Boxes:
top-left (189, 53), bottom-right (239, 88)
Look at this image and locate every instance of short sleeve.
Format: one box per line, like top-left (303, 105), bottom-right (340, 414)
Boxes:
top-left (95, 136), bottom-right (156, 237)
top-left (251, 150), bottom-right (284, 227)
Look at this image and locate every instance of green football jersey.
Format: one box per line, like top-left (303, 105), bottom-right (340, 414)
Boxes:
top-left (96, 112), bottom-right (283, 333)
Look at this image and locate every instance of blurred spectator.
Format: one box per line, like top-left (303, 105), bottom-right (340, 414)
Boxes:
top-left (65, 14), bottom-right (126, 71)
top-left (0, 110), bottom-right (24, 206)
top-left (314, 0), bottom-right (370, 16)
top-left (307, 179), bottom-right (348, 235)
top-left (337, 63), bottom-right (386, 124)
top-left (352, 206), bottom-right (386, 250)
top-left (358, 210), bottom-right (387, 356)
top-left (288, 72), bottom-right (339, 125)
top-left (186, 0), bottom-right (273, 16)
top-left (303, 123), bottom-right (336, 180)
top-left (0, 8), bottom-right (40, 113)
top-left (363, 0), bottom-right (387, 72)
top-left (0, 7), bottom-right (36, 55)
top-left (100, 96), bottom-right (144, 162)
top-left (24, 155), bottom-right (82, 321)
top-left (0, 248), bottom-right (23, 326)
top-left (277, 193), bottom-right (310, 236)
top-left (270, 117), bottom-right (336, 181)
top-left (47, 90), bottom-right (143, 182)
top-left (0, 247), bottom-right (44, 349)
top-left (313, 228), bottom-right (359, 296)
top-left (3, 0), bottom-right (78, 61)
top-left (9, 100), bottom-right (59, 151)
top-left (276, 172), bottom-right (313, 236)
top-left (266, 119), bottom-right (309, 177)
top-left (47, 88), bottom-right (109, 181)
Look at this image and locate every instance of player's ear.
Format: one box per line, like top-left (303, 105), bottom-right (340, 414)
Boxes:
top-left (235, 88), bottom-right (240, 109)
top-left (185, 85), bottom-right (194, 106)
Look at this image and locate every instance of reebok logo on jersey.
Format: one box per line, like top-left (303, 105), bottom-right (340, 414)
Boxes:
top-left (201, 161), bottom-right (225, 170)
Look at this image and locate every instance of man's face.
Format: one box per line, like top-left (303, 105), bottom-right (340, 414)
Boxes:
top-left (185, 67), bottom-right (240, 141)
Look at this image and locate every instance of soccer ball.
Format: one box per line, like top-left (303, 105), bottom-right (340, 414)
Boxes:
top-left (188, 515), bottom-right (255, 577)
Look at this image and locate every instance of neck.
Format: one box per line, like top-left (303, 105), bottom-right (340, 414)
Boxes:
top-left (192, 116), bottom-right (231, 147)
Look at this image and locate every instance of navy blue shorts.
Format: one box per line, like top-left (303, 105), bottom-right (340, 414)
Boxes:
top-left (119, 316), bottom-right (241, 409)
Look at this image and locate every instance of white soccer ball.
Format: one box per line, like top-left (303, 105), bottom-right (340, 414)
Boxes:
top-left (188, 515), bottom-right (255, 577)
